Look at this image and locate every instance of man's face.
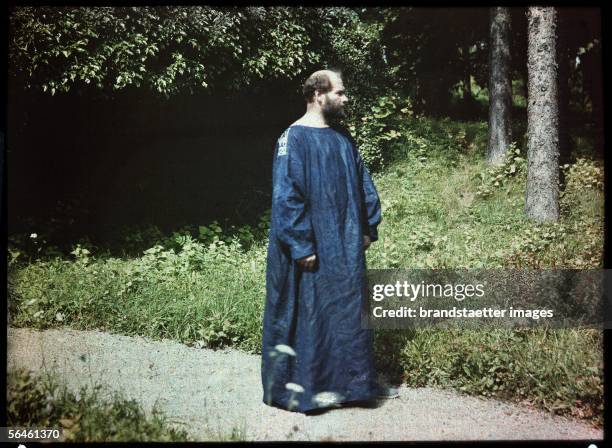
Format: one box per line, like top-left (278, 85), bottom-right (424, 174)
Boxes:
top-left (318, 75), bottom-right (348, 122)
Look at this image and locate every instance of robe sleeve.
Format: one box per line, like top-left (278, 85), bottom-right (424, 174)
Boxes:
top-left (271, 128), bottom-right (315, 260)
top-left (355, 147), bottom-right (382, 243)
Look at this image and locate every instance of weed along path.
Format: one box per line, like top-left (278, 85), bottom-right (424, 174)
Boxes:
top-left (7, 327), bottom-right (602, 442)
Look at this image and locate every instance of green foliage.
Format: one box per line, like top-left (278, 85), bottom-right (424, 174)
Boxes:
top-left (513, 225), bottom-right (567, 256)
top-left (195, 314), bottom-right (242, 349)
top-left (9, 224), bottom-right (267, 353)
top-left (402, 116), bottom-right (487, 164)
top-left (8, 232), bottom-right (63, 265)
top-left (363, 128), bottom-right (602, 439)
top-left (365, 121), bottom-right (602, 270)
top-left (395, 329), bottom-right (603, 425)
top-left (406, 227), bottom-right (447, 253)
top-left (475, 143), bottom-right (525, 198)
top-left (505, 223), bottom-right (570, 268)
top-left (7, 368), bottom-right (190, 441)
top-left (349, 91), bottom-right (486, 174)
top-left (348, 94), bottom-right (412, 171)
top-left (70, 244), bottom-right (92, 264)
top-left (501, 158), bottom-right (604, 269)
top-left (9, 6), bottom-right (388, 97)
top-left (562, 158), bottom-right (604, 192)
top-left (122, 215), bottom-right (270, 256)
top-left (323, 10), bottom-right (389, 98)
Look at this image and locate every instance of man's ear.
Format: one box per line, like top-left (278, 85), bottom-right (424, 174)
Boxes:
top-left (314, 90), bottom-right (323, 105)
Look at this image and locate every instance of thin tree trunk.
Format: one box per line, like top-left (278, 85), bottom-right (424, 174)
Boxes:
top-left (525, 6), bottom-right (560, 222)
top-left (487, 7), bottom-right (512, 165)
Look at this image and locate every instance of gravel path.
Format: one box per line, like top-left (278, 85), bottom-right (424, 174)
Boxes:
top-left (7, 327), bottom-right (603, 442)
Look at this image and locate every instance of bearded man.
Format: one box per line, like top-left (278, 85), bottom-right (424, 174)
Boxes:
top-left (261, 69), bottom-right (397, 414)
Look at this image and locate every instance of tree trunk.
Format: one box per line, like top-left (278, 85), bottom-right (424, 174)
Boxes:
top-left (525, 6), bottom-right (560, 222)
top-left (486, 7), bottom-right (512, 165)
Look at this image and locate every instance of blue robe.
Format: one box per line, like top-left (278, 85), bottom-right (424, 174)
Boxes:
top-left (261, 124), bottom-right (382, 413)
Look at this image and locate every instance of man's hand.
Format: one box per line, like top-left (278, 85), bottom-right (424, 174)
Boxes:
top-left (363, 235), bottom-right (371, 250)
top-left (296, 254), bottom-right (317, 271)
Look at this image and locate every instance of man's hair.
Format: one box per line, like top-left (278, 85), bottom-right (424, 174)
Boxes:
top-left (302, 69), bottom-right (342, 103)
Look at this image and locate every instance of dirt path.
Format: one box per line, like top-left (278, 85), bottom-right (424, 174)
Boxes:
top-left (7, 327), bottom-right (603, 442)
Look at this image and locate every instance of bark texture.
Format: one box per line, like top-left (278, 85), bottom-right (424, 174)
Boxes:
top-left (526, 7), bottom-right (560, 222)
top-left (487, 7), bottom-right (512, 165)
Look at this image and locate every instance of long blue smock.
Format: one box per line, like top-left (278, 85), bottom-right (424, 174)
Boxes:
top-left (261, 124), bottom-right (382, 413)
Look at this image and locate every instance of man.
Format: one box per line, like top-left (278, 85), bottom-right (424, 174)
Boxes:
top-left (261, 69), bottom-right (395, 414)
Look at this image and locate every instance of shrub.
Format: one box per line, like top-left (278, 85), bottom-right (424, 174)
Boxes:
top-left (348, 94), bottom-right (413, 171)
top-left (475, 143), bottom-right (525, 199)
top-left (562, 158), bottom-right (604, 192)
top-left (7, 368), bottom-right (190, 442)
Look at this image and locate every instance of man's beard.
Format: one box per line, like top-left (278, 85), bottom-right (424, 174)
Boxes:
top-left (322, 98), bottom-right (345, 124)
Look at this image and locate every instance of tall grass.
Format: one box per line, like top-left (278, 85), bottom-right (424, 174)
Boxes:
top-left (9, 237), bottom-right (267, 352)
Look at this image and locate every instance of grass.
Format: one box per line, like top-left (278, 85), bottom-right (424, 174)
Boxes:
top-left (8, 114), bottom-right (604, 427)
top-left (367, 127), bottom-right (603, 269)
top-left (8, 239), bottom-right (267, 352)
top-left (364, 121), bottom-right (604, 426)
top-left (7, 368), bottom-right (191, 442)
top-left (7, 368), bottom-right (248, 442)
top-left (373, 328), bottom-right (603, 426)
